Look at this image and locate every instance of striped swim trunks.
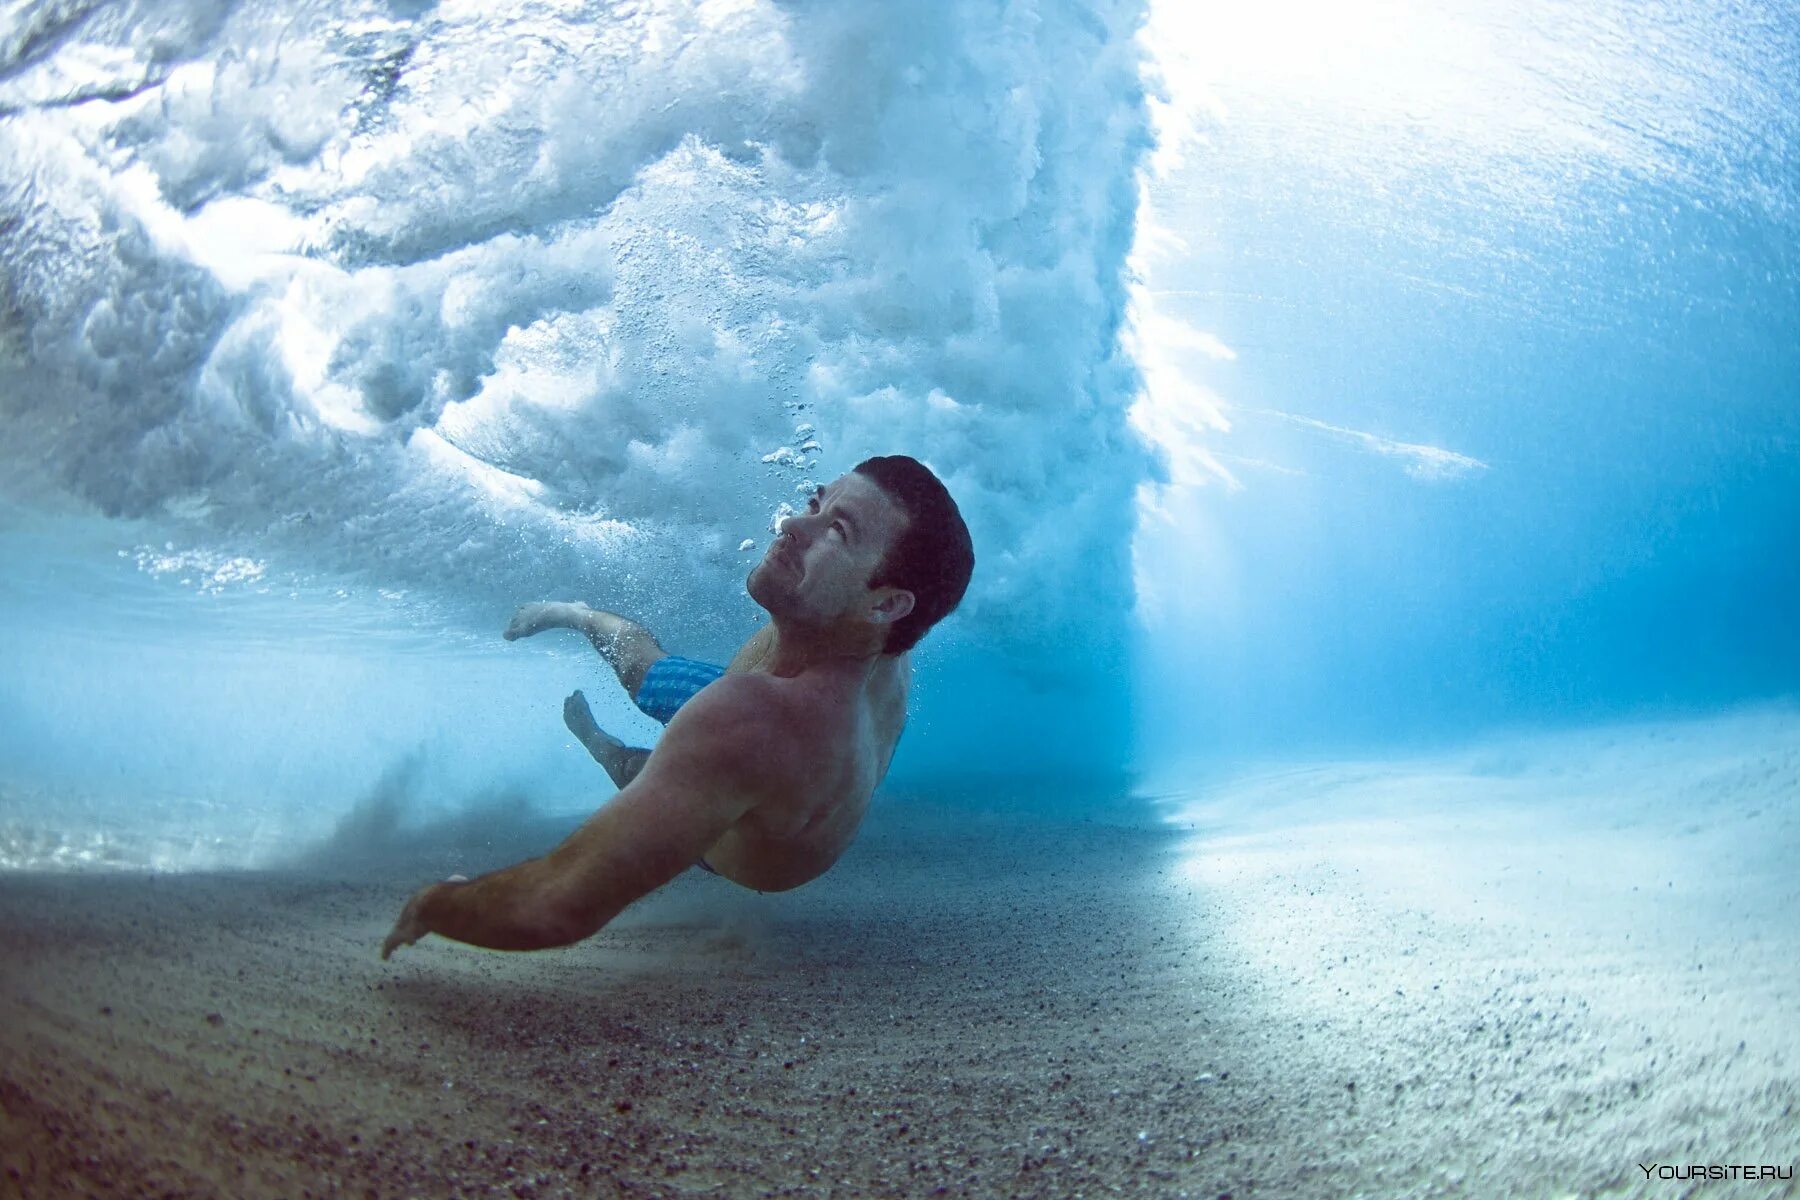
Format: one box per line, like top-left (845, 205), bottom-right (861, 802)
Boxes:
top-left (633, 654), bottom-right (727, 725)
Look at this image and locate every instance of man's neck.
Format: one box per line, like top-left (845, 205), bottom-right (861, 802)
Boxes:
top-left (762, 619), bottom-right (885, 679)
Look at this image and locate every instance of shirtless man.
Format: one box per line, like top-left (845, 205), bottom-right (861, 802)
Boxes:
top-left (381, 455), bottom-right (974, 957)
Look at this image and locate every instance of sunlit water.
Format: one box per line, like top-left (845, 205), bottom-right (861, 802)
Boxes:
top-left (1131, 0), bottom-right (1800, 766)
top-left (2, 0), bottom-right (1796, 873)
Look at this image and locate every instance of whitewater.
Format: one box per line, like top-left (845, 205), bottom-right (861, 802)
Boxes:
top-left (2, 0), bottom-right (1797, 1195)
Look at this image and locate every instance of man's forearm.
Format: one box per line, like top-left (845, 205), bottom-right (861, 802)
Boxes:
top-left (415, 857), bottom-right (606, 952)
top-left (386, 687), bottom-right (759, 961)
top-left (397, 799), bottom-right (680, 954)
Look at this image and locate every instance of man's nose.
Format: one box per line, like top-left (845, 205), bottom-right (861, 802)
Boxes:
top-left (779, 511), bottom-right (817, 540)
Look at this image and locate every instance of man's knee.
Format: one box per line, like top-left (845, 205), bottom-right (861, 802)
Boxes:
top-left (610, 623), bottom-right (667, 697)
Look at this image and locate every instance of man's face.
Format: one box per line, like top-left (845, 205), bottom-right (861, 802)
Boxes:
top-left (747, 471), bottom-right (909, 629)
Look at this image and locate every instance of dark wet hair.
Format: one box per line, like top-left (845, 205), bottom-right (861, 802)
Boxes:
top-left (853, 455), bottom-right (975, 654)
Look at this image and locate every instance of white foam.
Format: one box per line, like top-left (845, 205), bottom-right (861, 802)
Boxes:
top-left (1, 0), bottom-right (1154, 669)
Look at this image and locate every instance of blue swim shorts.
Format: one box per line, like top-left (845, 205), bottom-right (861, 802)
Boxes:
top-left (633, 655), bottom-right (727, 725)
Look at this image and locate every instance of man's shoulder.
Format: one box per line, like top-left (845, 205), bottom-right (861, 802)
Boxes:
top-left (675, 671), bottom-right (792, 732)
top-left (653, 674), bottom-right (806, 801)
top-left (663, 672), bottom-right (805, 763)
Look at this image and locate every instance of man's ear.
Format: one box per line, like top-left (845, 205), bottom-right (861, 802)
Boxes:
top-left (869, 587), bottom-right (915, 625)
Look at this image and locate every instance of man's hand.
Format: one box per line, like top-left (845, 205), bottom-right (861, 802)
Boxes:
top-left (380, 876), bottom-right (468, 960)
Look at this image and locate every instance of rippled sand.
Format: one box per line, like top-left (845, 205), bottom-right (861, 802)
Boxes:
top-left (3, 711), bottom-right (1796, 1197)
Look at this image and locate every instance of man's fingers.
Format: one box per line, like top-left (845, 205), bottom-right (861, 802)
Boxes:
top-left (381, 878), bottom-right (463, 960)
top-left (382, 915), bottom-right (426, 960)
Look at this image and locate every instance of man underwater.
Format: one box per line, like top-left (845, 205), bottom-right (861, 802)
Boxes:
top-left (382, 455), bottom-right (974, 957)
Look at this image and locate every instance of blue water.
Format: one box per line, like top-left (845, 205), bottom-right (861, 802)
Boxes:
top-left (1, 0), bottom-right (1796, 868)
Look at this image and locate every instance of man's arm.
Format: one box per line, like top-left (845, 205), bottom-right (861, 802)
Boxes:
top-left (382, 678), bottom-right (783, 957)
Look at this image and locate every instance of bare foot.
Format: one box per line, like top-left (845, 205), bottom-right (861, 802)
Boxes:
top-left (563, 689), bottom-right (605, 743)
top-left (504, 601), bottom-right (588, 641)
top-left (564, 691), bottom-right (648, 787)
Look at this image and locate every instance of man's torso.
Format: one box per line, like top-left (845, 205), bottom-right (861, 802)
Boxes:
top-left (699, 627), bottom-right (908, 889)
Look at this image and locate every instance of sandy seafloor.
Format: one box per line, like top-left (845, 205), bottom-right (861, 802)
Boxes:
top-left (2, 708), bottom-right (1797, 1199)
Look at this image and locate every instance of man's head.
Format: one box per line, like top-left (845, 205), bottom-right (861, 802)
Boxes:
top-left (747, 455), bottom-right (974, 655)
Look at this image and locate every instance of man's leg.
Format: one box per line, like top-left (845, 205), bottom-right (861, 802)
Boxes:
top-left (562, 690), bottom-right (651, 789)
top-left (504, 601), bottom-right (668, 696)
